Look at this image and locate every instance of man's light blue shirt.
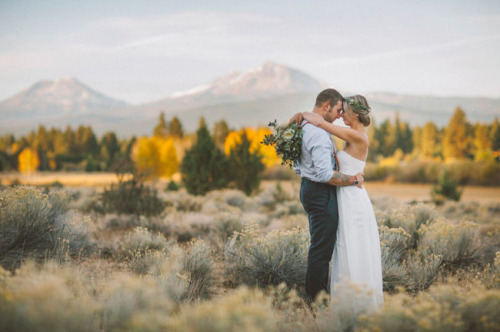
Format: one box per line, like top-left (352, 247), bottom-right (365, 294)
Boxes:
top-left (294, 121), bottom-right (337, 183)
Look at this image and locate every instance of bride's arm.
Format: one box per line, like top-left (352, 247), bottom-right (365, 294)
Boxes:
top-left (302, 112), bottom-right (366, 144)
top-left (288, 112), bottom-right (303, 125)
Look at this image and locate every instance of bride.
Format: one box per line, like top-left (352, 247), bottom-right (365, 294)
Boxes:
top-left (294, 95), bottom-right (383, 309)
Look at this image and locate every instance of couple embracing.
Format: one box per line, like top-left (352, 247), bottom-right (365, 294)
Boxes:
top-left (290, 89), bottom-right (383, 309)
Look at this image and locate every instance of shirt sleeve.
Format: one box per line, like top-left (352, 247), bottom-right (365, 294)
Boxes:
top-left (309, 130), bottom-right (334, 183)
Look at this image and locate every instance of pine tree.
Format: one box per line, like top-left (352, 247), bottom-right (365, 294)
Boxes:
top-left (153, 112), bottom-right (168, 137)
top-left (180, 122), bottom-right (229, 195)
top-left (100, 131), bottom-right (120, 168)
top-left (227, 132), bottom-right (265, 195)
top-left (412, 126), bottom-right (422, 156)
top-left (490, 117), bottom-right (500, 151)
top-left (168, 116), bottom-right (184, 138)
top-left (394, 112), bottom-right (406, 153)
top-left (213, 119), bottom-right (230, 150)
top-left (374, 119), bottom-right (395, 157)
top-left (443, 107), bottom-right (469, 160)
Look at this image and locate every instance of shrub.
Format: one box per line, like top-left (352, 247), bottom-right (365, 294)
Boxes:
top-left (166, 287), bottom-right (277, 332)
top-left (481, 252), bottom-right (500, 289)
top-left (358, 283), bottom-right (500, 332)
top-left (380, 204), bottom-right (437, 248)
top-left (182, 240), bottom-right (215, 301)
top-left (120, 226), bottom-right (170, 257)
top-left (418, 218), bottom-right (482, 269)
top-left (0, 261), bottom-right (98, 332)
top-left (432, 170), bottom-right (463, 203)
top-left (102, 175), bottom-right (166, 216)
top-left (129, 249), bottom-right (168, 275)
top-left (212, 212), bottom-right (244, 244)
top-left (100, 273), bottom-right (177, 330)
top-left (225, 225), bottom-right (309, 289)
top-left (166, 180), bottom-right (180, 191)
top-left (404, 253), bottom-right (442, 293)
top-left (0, 186), bottom-right (94, 270)
top-left (379, 226), bottom-right (411, 292)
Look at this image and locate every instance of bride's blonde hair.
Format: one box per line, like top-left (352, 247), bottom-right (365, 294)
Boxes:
top-left (345, 95), bottom-right (371, 127)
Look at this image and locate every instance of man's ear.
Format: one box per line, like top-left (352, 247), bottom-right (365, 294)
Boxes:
top-left (322, 101), bottom-right (330, 111)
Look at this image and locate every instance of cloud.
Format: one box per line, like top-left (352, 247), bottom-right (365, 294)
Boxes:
top-left (319, 34), bottom-right (500, 66)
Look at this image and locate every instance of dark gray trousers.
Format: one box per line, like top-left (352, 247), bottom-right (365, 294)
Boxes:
top-left (299, 178), bottom-right (339, 302)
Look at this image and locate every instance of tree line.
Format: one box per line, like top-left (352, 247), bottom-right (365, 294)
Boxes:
top-left (1, 107), bottom-right (499, 178)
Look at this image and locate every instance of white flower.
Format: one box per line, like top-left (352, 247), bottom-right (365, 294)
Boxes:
top-left (283, 129), bottom-right (294, 140)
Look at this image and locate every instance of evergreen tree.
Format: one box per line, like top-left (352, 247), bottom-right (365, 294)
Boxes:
top-left (374, 119), bottom-right (395, 157)
top-left (198, 117), bottom-right (207, 130)
top-left (401, 122), bottom-right (413, 154)
top-left (443, 107), bottom-right (469, 160)
top-left (412, 126), bottom-right (422, 156)
top-left (213, 119), bottom-right (230, 150)
top-left (168, 116), bottom-right (184, 138)
top-left (153, 112), bottom-right (168, 137)
top-left (63, 126), bottom-right (75, 155)
top-left (490, 117), bottom-right (500, 151)
top-left (100, 131), bottom-right (120, 168)
top-left (227, 132), bottom-right (265, 195)
top-left (394, 112), bottom-right (405, 153)
top-left (180, 121), bottom-right (229, 195)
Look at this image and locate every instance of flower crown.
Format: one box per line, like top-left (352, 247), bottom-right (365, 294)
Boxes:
top-left (346, 98), bottom-right (370, 112)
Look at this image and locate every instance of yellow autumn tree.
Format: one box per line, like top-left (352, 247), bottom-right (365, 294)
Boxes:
top-left (421, 121), bottom-right (439, 158)
top-left (134, 136), bottom-right (178, 179)
top-left (443, 108), bottom-right (469, 160)
top-left (224, 127), bottom-right (279, 167)
top-left (160, 138), bottom-right (178, 178)
top-left (224, 131), bottom-right (243, 155)
top-left (253, 127), bottom-right (280, 167)
top-left (473, 123), bottom-right (493, 161)
top-left (18, 147), bottom-right (40, 175)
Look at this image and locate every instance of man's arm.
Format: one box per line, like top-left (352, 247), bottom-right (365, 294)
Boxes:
top-left (327, 171), bottom-right (364, 188)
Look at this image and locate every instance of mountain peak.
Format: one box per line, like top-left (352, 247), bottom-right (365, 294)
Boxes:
top-left (169, 61), bottom-right (325, 99)
top-left (0, 77), bottom-right (128, 118)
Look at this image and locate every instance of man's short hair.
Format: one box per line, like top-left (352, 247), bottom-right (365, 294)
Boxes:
top-left (315, 89), bottom-right (344, 108)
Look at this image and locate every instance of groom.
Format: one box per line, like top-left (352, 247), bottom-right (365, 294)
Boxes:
top-left (294, 88), bottom-right (364, 302)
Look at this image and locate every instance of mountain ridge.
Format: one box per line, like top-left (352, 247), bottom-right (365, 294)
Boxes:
top-left (1, 62), bottom-right (499, 136)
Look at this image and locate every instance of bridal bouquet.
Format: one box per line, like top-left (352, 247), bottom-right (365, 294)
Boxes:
top-left (261, 120), bottom-right (303, 168)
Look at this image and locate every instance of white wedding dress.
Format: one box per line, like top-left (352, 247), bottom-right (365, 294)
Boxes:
top-left (331, 150), bottom-right (384, 310)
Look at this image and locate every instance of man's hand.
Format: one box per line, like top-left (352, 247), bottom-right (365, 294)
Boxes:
top-left (287, 112), bottom-right (303, 126)
top-left (355, 172), bottom-right (364, 188)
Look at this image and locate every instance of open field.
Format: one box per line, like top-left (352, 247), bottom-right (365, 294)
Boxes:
top-left (1, 174), bottom-right (499, 331)
top-left (2, 171), bottom-right (500, 204)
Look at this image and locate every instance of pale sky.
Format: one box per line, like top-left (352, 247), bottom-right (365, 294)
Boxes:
top-left (1, 0), bottom-right (499, 103)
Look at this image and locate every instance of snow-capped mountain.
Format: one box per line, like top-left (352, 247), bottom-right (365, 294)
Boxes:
top-left (169, 61), bottom-right (326, 99)
top-left (0, 77), bottom-right (127, 119)
top-left (1, 62), bottom-right (499, 136)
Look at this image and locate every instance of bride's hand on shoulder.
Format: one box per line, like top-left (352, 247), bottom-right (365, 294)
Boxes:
top-left (287, 112), bottom-right (303, 126)
top-left (303, 112), bottom-right (325, 127)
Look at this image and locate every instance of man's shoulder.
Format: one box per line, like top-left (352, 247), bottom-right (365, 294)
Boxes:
top-left (302, 123), bottom-right (330, 139)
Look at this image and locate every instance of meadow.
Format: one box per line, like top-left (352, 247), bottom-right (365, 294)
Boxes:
top-left (0, 174), bottom-right (499, 331)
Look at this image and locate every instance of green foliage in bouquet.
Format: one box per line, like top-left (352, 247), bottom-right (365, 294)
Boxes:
top-left (261, 120), bottom-right (303, 168)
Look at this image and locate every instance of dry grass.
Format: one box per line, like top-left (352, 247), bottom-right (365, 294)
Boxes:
top-left (1, 177), bottom-right (499, 331)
